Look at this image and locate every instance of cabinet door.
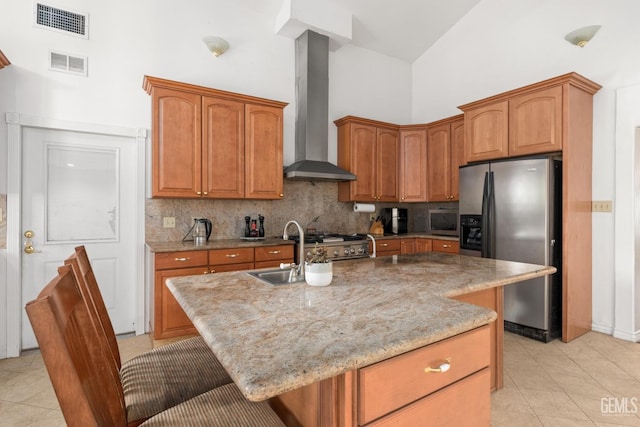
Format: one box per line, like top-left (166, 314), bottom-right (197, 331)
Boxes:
top-left (427, 123), bottom-right (452, 202)
top-left (245, 104), bottom-right (284, 199)
top-left (151, 88), bottom-right (202, 197)
top-left (344, 123), bottom-right (377, 202)
top-left (399, 129), bottom-right (427, 202)
top-left (154, 266), bottom-right (208, 339)
top-left (464, 101), bottom-right (508, 163)
top-left (376, 127), bottom-right (400, 202)
top-left (203, 96), bottom-right (245, 198)
top-left (449, 118), bottom-right (465, 201)
top-left (400, 238), bottom-right (415, 255)
top-left (415, 238), bottom-right (432, 253)
top-left (509, 86), bottom-right (563, 156)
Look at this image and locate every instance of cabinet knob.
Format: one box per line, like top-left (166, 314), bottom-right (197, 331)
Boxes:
top-left (279, 193), bottom-right (284, 197)
top-left (196, 191), bottom-right (202, 195)
top-left (424, 358), bottom-right (451, 374)
top-left (203, 192), bottom-right (208, 195)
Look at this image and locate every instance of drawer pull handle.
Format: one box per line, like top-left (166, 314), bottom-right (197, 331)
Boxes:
top-left (381, 243), bottom-right (389, 247)
top-left (226, 254), bottom-right (239, 258)
top-left (268, 250), bottom-right (281, 254)
top-left (174, 257), bottom-right (190, 262)
top-left (442, 244), bottom-right (451, 248)
top-left (424, 358), bottom-right (451, 374)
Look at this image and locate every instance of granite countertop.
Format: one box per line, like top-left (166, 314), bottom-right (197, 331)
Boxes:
top-left (167, 252), bottom-right (555, 401)
top-left (372, 233), bottom-right (459, 241)
top-left (146, 237), bottom-right (294, 253)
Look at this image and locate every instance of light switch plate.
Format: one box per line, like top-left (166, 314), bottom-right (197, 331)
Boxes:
top-left (163, 217), bottom-right (176, 228)
top-left (592, 201), bottom-right (612, 212)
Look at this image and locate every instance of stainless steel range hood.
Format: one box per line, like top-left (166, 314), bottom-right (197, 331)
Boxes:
top-left (284, 30), bottom-right (356, 181)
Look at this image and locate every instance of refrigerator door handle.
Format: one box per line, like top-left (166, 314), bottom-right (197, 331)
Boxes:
top-left (481, 171), bottom-right (496, 259)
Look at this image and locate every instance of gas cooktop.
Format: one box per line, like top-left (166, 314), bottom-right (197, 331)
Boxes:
top-left (287, 233), bottom-right (368, 244)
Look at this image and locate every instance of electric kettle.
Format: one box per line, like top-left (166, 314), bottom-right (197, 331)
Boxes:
top-left (184, 218), bottom-right (212, 246)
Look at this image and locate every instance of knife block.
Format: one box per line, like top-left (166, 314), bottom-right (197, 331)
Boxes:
top-left (369, 220), bottom-right (384, 235)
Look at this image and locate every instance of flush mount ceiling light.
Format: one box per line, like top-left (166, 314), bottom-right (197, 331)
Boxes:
top-left (203, 36), bottom-right (230, 56)
top-left (564, 25), bottom-right (601, 47)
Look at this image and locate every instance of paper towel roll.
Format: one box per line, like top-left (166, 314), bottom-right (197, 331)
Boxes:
top-left (353, 203), bottom-right (376, 213)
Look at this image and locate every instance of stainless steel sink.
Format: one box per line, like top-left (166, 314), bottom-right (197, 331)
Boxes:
top-left (247, 269), bottom-right (304, 286)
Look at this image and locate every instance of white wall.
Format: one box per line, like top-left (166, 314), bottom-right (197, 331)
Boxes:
top-left (0, 0), bottom-right (412, 355)
top-left (412, 0), bottom-right (640, 340)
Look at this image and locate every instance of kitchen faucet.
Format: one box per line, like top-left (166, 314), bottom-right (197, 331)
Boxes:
top-left (366, 234), bottom-right (377, 258)
top-left (282, 220), bottom-right (305, 280)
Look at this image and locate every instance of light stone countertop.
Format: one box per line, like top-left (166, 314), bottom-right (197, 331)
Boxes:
top-left (167, 252), bottom-right (555, 401)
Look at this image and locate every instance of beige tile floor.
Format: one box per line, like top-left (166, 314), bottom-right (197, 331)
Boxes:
top-left (0, 331), bottom-right (638, 426)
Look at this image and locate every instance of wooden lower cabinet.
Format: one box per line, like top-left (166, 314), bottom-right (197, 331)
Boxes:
top-left (452, 288), bottom-right (503, 391)
top-left (270, 325), bottom-right (491, 427)
top-left (373, 239), bottom-right (401, 257)
top-left (153, 250), bottom-right (209, 339)
top-left (153, 245), bottom-right (293, 339)
top-left (431, 239), bottom-right (459, 254)
top-left (415, 238), bottom-right (432, 253)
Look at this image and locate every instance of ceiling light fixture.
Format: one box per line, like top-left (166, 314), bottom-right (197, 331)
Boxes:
top-left (203, 36), bottom-right (230, 57)
top-left (564, 25), bottom-right (601, 48)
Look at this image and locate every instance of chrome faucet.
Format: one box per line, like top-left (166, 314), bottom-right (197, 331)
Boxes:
top-left (366, 234), bottom-right (377, 258)
top-left (282, 220), bottom-right (305, 279)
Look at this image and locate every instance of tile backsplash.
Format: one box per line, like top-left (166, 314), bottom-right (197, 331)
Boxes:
top-left (145, 181), bottom-right (456, 242)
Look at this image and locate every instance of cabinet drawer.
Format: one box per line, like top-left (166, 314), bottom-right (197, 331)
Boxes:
top-left (367, 368), bottom-right (490, 427)
top-left (432, 239), bottom-right (459, 254)
top-left (210, 262), bottom-right (254, 273)
top-left (376, 239), bottom-right (401, 252)
top-left (255, 245), bottom-right (294, 262)
top-left (209, 247), bottom-right (254, 265)
top-left (155, 250), bottom-right (209, 270)
top-left (358, 325), bottom-right (490, 425)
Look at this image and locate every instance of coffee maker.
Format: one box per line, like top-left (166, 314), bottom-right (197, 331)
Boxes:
top-left (380, 208), bottom-right (408, 234)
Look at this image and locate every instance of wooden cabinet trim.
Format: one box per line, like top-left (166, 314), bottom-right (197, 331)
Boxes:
top-left (0, 50), bottom-right (10, 69)
top-left (144, 75), bottom-right (288, 109)
top-left (458, 72), bottom-right (601, 111)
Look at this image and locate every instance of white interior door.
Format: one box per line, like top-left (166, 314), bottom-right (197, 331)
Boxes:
top-left (20, 127), bottom-right (137, 350)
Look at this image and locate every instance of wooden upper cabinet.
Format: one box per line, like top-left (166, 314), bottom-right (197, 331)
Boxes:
top-left (509, 86), bottom-right (563, 157)
top-left (463, 100), bottom-right (509, 163)
top-left (245, 104), bottom-right (284, 199)
top-left (336, 117), bottom-right (398, 202)
top-left (376, 126), bottom-right (400, 202)
top-left (152, 88), bottom-right (202, 197)
top-left (203, 97), bottom-right (244, 198)
top-left (399, 128), bottom-right (427, 202)
top-left (427, 115), bottom-right (464, 202)
top-left (143, 75), bottom-right (287, 199)
top-left (0, 50), bottom-right (10, 69)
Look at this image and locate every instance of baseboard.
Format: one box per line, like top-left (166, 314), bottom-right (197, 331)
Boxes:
top-left (613, 328), bottom-right (640, 343)
top-left (591, 323), bottom-right (614, 335)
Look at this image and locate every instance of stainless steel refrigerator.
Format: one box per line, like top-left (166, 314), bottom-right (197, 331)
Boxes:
top-left (458, 155), bottom-right (562, 342)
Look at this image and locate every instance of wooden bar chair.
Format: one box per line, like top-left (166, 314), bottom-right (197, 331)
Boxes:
top-left (25, 264), bottom-right (285, 427)
top-left (63, 246), bottom-right (234, 423)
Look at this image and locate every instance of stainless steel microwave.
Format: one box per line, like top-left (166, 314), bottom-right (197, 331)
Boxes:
top-left (427, 208), bottom-right (459, 236)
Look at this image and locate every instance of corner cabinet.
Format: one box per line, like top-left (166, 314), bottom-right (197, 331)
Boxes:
top-left (335, 116), bottom-right (399, 202)
top-left (427, 115), bottom-right (464, 201)
top-left (143, 76), bottom-right (287, 199)
top-left (399, 127), bottom-right (428, 202)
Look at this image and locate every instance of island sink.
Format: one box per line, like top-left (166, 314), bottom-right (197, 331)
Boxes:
top-left (248, 269), bottom-right (303, 286)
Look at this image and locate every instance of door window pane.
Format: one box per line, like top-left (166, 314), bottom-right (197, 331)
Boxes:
top-left (47, 145), bottom-right (118, 242)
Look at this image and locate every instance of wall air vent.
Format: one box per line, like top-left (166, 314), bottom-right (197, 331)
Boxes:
top-left (34, 3), bottom-right (89, 38)
top-left (49, 50), bottom-right (88, 76)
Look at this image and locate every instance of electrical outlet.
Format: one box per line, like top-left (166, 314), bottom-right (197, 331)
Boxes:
top-left (163, 217), bottom-right (176, 228)
top-left (370, 214), bottom-right (376, 222)
top-left (592, 201), bottom-right (612, 212)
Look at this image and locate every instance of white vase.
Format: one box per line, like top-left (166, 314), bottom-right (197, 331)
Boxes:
top-left (304, 261), bottom-right (333, 286)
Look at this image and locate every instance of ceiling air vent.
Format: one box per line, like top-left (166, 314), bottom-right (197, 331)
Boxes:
top-left (49, 50), bottom-right (88, 76)
top-left (34, 3), bottom-right (89, 38)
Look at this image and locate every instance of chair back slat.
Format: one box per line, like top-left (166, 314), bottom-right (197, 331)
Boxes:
top-left (65, 245), bottom-right (121, 369)
top-left (25, 265), bottom-right (127, 427)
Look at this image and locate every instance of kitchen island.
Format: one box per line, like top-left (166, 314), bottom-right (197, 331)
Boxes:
top-left (167, 252), bottom-right (555, 426)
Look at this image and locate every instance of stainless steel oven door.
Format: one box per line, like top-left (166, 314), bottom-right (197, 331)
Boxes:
top-left (459, 214), bottom-right (482, 256)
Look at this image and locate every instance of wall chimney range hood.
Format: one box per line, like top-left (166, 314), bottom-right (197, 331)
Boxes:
top-left (284, 30), bottom-right (356, 181)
